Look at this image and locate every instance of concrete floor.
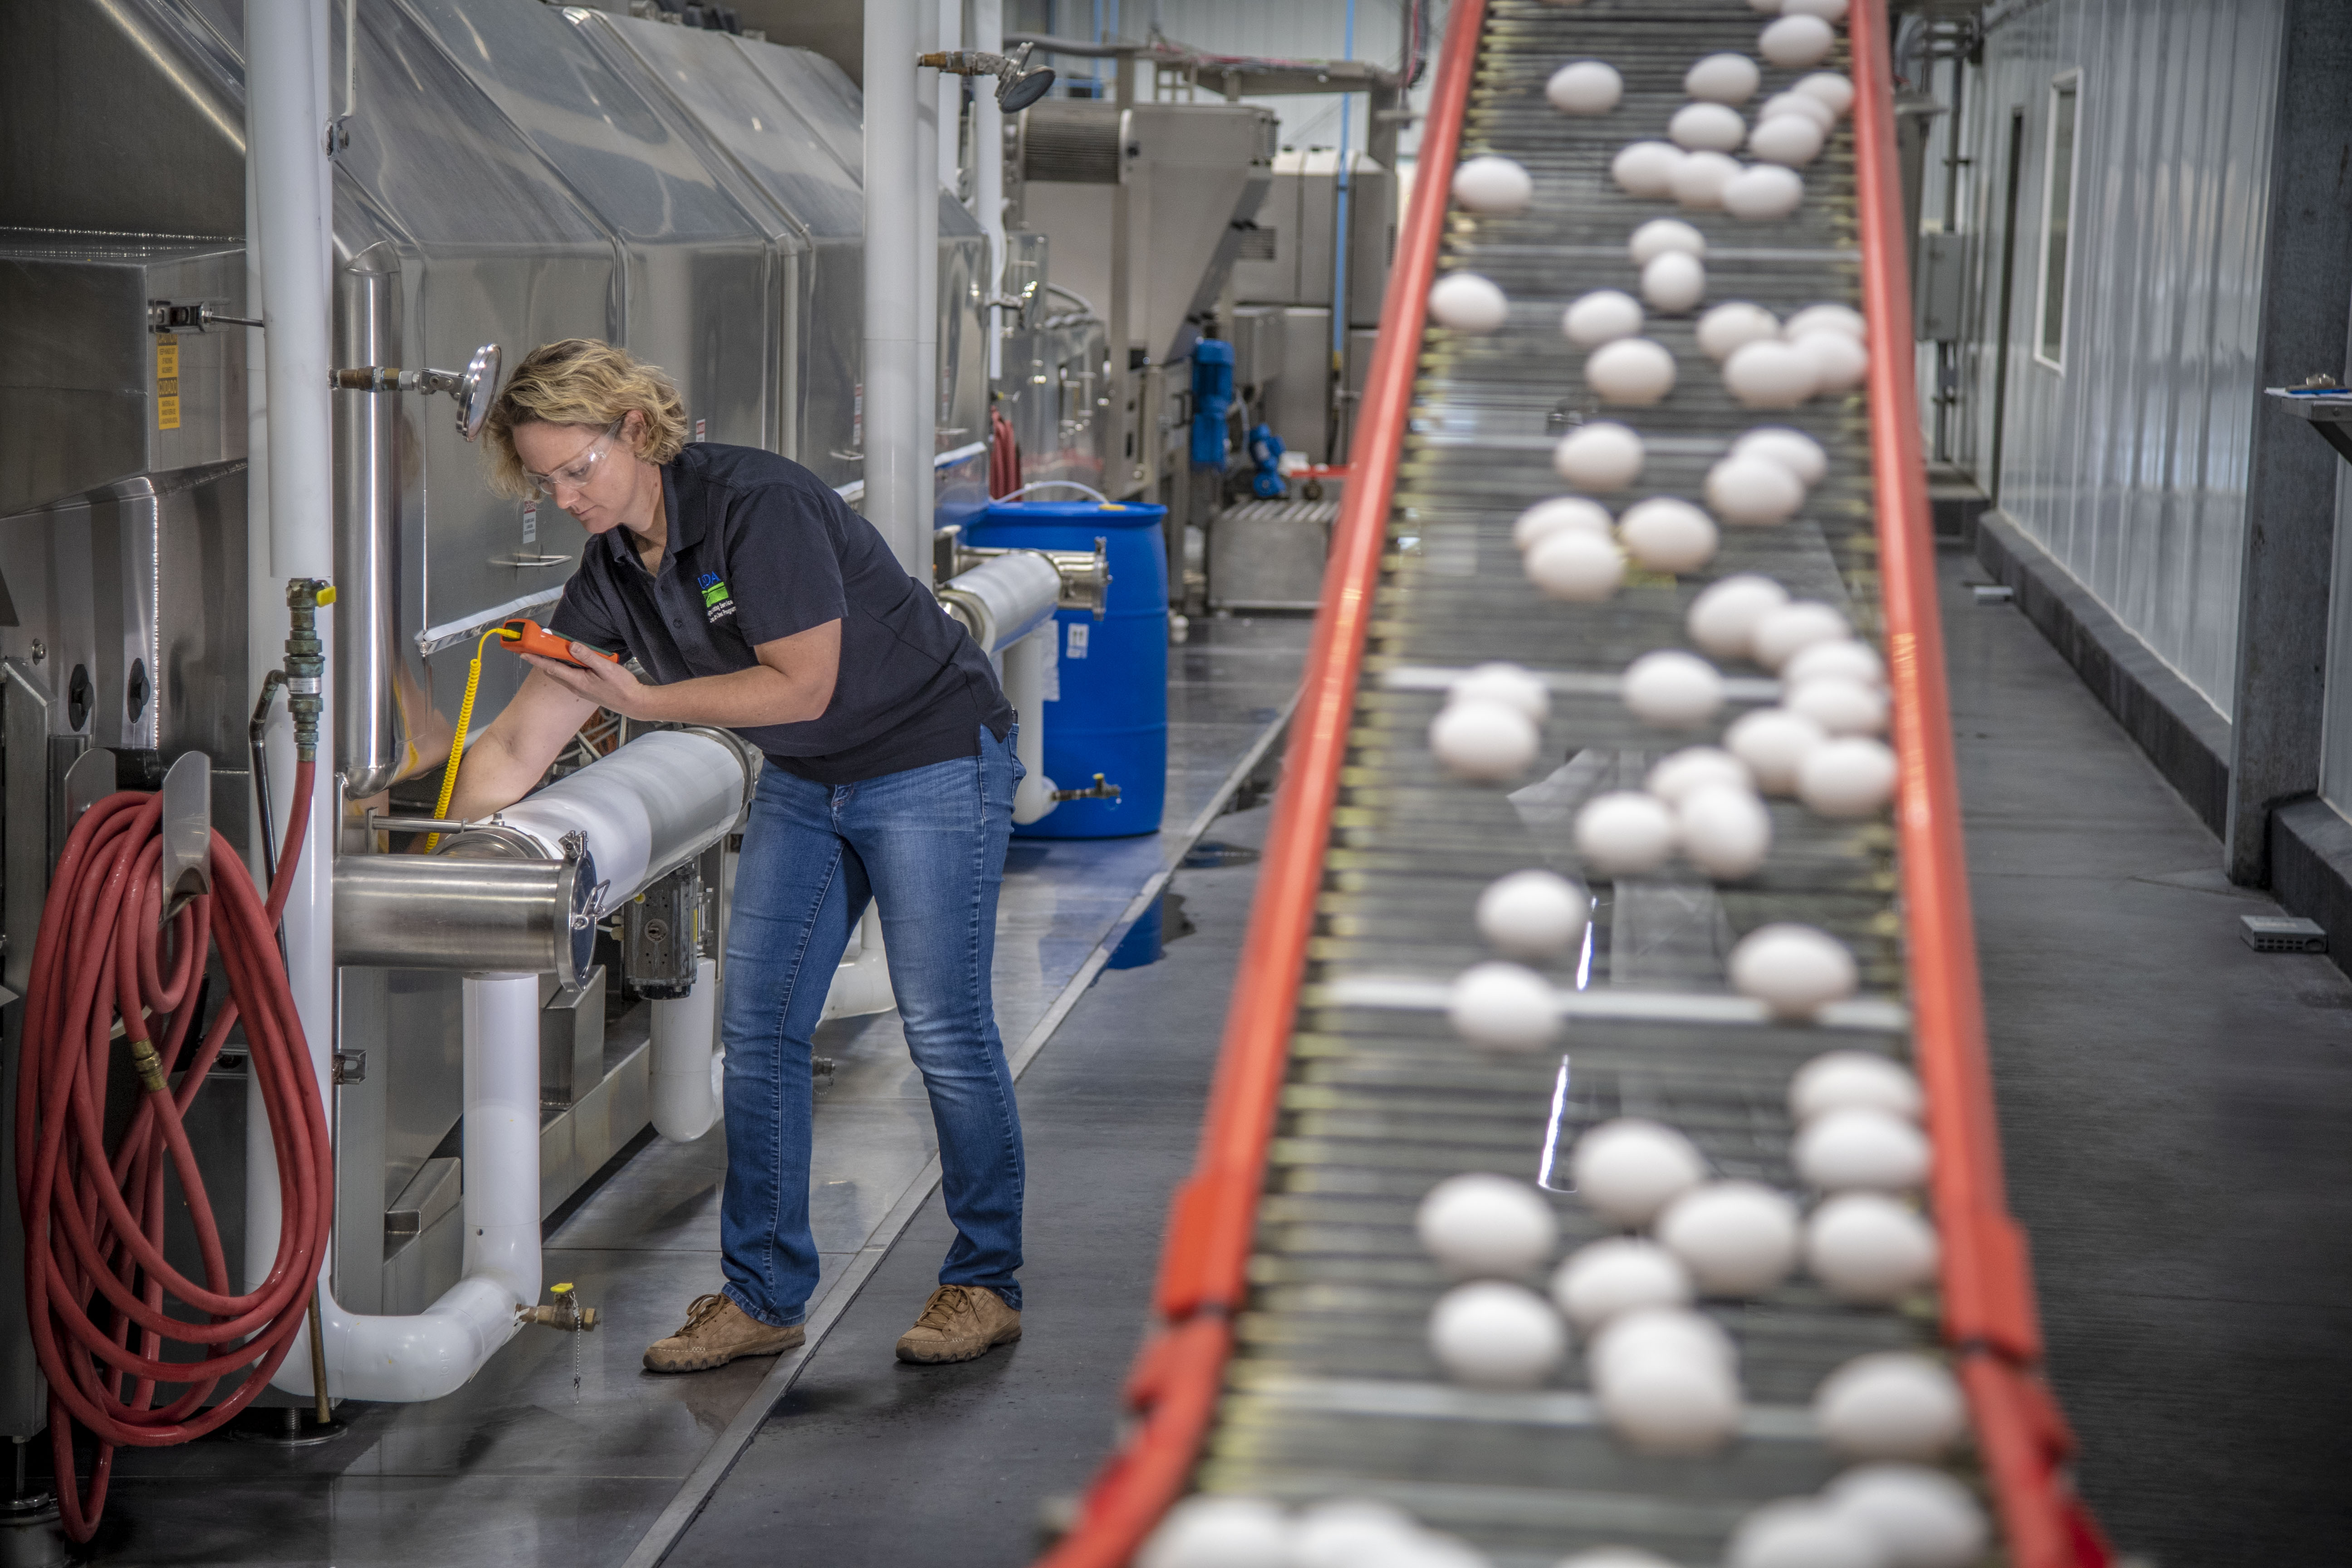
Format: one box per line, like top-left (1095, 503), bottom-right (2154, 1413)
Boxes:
top-left (75, 615), bottom-right (1307, 1568)
top-left (1941, 546), bottom-right (2352, 1566)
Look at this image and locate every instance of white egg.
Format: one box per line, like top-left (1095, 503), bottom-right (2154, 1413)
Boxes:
top-left (1704, 454), bottom-right (1806, 525)
top-left (1554, 421), bottom-right (1646, 490)
top-left (1569, 1117), bottom-right (1707, 1225)
top-left (1476, 868), bottom-right (1590, 958)
top-left (1628, 217), bottom-right (1707, 265)
top-left (1813, 1352), bottom-right (1968, 1460)
top-left (1826, 1464), bottom-right (1990, 1568)
top-left (1588, 1305), bottom-right (1739, 1383)
top-left (1293, 1501), bottom-right (1424, 1568)
top-left (1723, 164), bottom-right (1805, 221)
top-left (1612, 140), bottom-right (1687, 199)
top-left (1786, 301), bottom-right (1868, 339)
top-left (1749, 113), bottom-right (1827, 167)
top-left (1548, 1238), bottom-right (1694, 1332)
top-left (1795, 1107), bottom-right (1931, 1192)
top-left (1798, 735), bottom-right (1899, 817)
top-left (1782, 0), bottom-right (1850, 22)
top-left (1669, 101), bottom-right (1747, 155)
top-left (1548, 59), bottom-right (1625, 116)
top-left (1595, 1354), bottom-right (1743, 1455)
top-left (1734, 425), bottom-right (1829, 486)
top-left (1686, 573), bottom-right (1791, 660)
top-left (1447, 961), bottom-right (1562, 1051)
top-left (1794, 327), bottom-right (1869, 392)
top-left (1430, 272), bottom-right (1510, 333)
top-left (1563, 289), bottom-right (1646, 347)
top-left (1722, 339), bottom-right (1819, 407)
top-left (1806, 1192), bottom-right (1940, 1303)
top-left (1750, 599), bottom-right (1852, 668)
top-left (1725, 708), bottom-right (1827, 794)
top-left (1725, 1499), bottom-right (1883, 1568)
top-left (1515, 496), bottom-right (1617, 552)
top-left (1759, 13), bottom-right (1837, 68)
top-left (1556, 1552), bottom-right (1679, 1568)
top-left (1451, 662), bottom-right (1551, 722)
top-left (1574, 790), bottom-right (1680, 876)
top-left (1646, 745), bottom-right (1756, 804)
top-left (1678, 784), bottom-right (1772, 879)
top-left (1671, 150), bottom-right (1741, 209)
top-left (1640, 251), bottom-right (1707, 314)
top-left (1586, 338), bottom-right (1677, 405)
top-left (1617, 498), bottom-right (1719, 573)
top-left (1762, 90), bottom-right (1837, 131)
top-left (1796, 71), bottom-right (1857, 118)
top-left (1622, 650), bottom-right (1725, 728)
top-left (1453, 154), bottom-right (1534, 214)
top-left (1683, 53), bottom-right (1762, 105)
top-left (1783, 637), bottom-right (1884, 687)
top-left (1139, 1496), bottom-right (1294, 1568)
top-left (1417, 1173), bottom-right (1560, 1278)
top-left (1789, 1049), bottom-right (1923, 1124)
top-left (1655, 1180), bottom-right (1801, 1295)
top-left (1430, 697), bottom-right (1541, 781)
top-left (1427, 1280), bottom-right (1566, 1388)
top-left (1525, 529), bottom-right (1627, 603)
top-left (1728, 921), bottom-right (1857, 1017)
top-left (1785, 675), bottom-right (1888, 735)
top-left (1697, 302), bottom-right (1783, 362)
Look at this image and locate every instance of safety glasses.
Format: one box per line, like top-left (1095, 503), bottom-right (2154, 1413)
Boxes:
top-left (523, 417), bottom-right (626, 495)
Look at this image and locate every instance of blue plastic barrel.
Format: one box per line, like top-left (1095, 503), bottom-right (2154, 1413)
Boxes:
top-left (965, 500), bottom-right (1167, 839)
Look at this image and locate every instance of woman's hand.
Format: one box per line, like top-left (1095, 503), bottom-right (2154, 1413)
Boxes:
top-left (521, 645), bottom-right (666, 720)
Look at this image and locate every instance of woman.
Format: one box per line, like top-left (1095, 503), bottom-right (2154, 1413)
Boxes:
top-left (452, 339), bottom-right (1026, 1370)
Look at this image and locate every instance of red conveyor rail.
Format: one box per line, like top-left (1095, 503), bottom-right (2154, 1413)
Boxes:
top-left (1037, 4), bottom-right (2108, 1563)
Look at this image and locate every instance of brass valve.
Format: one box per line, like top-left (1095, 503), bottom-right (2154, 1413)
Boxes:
top-left (519, 1283), bottom-right (598, 1331)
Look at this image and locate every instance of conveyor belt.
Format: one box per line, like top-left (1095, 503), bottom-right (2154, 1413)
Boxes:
top-left (1040, 5), bottom-right (2107, 1566)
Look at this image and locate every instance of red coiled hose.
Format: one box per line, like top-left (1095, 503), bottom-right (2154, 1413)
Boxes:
top-left (15, 763), bottom-right (334, 1542)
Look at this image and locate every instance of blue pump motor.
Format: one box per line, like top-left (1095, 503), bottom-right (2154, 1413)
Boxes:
top-left (1190, 340), bottom-right (1234, 469)
top-left (1246, 422), bottom-right (1287, 499)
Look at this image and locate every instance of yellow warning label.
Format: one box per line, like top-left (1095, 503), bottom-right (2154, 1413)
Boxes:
top-left (157, 335), bottom-right (181, 429)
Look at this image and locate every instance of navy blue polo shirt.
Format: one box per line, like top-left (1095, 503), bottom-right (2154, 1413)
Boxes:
top-left (548, 443), bottom-right (1011, 785)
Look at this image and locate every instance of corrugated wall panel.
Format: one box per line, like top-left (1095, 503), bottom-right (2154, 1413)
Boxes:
top-left (1921, 0), bottom-right (2283, 720)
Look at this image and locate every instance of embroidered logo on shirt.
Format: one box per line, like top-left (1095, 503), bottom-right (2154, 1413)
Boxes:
top-left (699, 571), bottom-right (737, 624)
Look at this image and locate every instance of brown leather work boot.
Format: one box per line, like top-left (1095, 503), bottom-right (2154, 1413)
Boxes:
top-left (894, 1284), bottom-right (1023, 1364)
top-left (643, 1293), bottom-right (804, 1373)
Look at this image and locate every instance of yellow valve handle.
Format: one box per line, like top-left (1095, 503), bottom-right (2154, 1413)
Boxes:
top-left (425, 627), bottom-right (500, 853)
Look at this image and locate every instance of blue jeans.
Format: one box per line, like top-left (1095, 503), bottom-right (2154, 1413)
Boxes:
top-left (718, 725), bottom-right (1025, 1326)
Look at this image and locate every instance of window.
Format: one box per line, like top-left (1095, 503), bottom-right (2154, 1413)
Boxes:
top-left (2034, 73), bottom-right (2081, 371)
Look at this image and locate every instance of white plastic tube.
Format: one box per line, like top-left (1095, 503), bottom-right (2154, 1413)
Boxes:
top-left (271, 975), bottom-right (540, 1402)
top-left (651, 957), bottom-right (722, 1142)
top-left (864, 0), bottom-right (924, 574)
top-left (1004, 626), bottom-right (1059, 825)
top-left (975, 0), bottom-right (1005, 380)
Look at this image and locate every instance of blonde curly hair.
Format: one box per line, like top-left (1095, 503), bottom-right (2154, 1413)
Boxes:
top-left (481, 338), bottom-right (688, 498)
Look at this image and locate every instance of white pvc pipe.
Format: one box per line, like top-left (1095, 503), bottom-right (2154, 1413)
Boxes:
top-left (1004, 625), bottom-right (1059, 825)
top-left (864, 0), bottom-right (924, 575)
top-left (273, 975), bottom-right (541, 1403)
top-left (937, 0), bottom-right (962, 210)
top-left (650, 957), bottom-right (721, 1142)
top-left (916, 3), bottom-right (941, 551)
top-left (975, 0), bottom-right (1005, 380)
top-left (250, 0), bottom-right (334, 582)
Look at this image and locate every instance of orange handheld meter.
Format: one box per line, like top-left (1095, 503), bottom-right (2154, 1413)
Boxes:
top-left (498, 618), bottom-right (619, 667)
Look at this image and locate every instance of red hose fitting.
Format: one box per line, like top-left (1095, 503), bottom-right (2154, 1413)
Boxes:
top-left (14, 762), bottom-right (334, 1542)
